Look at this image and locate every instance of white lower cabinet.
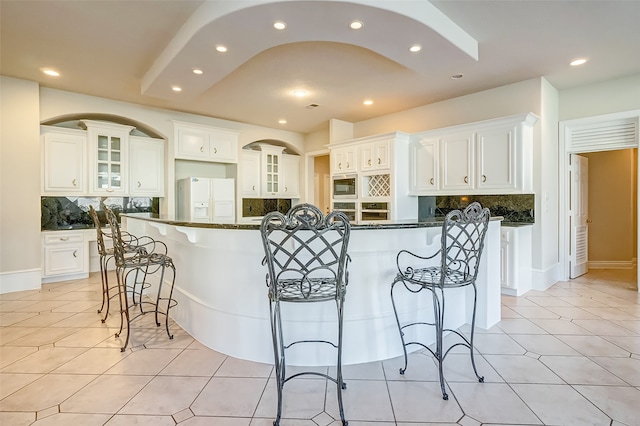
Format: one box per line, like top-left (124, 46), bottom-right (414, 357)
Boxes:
top-left (500, 225), bottom-right (532, 296)
top-left (42, 232), bottom-right (89, 282)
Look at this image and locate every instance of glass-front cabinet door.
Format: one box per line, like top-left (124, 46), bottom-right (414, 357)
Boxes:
top-left (83, 120), bottom-right (134, 195)
top-left (265, 152), bottom-right (279, 194)
top-left (97, 134), bottom-right (122, 191)
top-left (259, 145), bottom-right (284, 197)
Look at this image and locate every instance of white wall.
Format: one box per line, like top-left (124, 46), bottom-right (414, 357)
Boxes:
top-left (353, 78), bottom-right (542, 136)
top-left (560, 73), bottom-right (640, 121)
top-left (0, 77), bottom-right (42, 293)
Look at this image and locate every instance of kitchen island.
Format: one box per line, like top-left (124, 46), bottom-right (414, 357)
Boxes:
top-left (123, 213), bottom-right (501, 366)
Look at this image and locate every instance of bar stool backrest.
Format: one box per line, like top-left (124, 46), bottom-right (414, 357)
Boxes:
top-left (440, 202), bottom-right (490, 285)
top-left (260, 204), bottom-right (351, 302)
top-left (104, 207), bottom-right (129, 267)
top-left (89, 205), bottom-right (107, 256)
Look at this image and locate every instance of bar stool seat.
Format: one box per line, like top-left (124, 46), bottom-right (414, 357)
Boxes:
top-left (104, 207), bottom-right (177, 352)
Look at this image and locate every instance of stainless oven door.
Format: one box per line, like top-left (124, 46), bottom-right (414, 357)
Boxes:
top-left (332, 175), bottom-right (357, 198)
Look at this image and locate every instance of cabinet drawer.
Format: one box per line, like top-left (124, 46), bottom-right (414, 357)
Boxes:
top-left (44, 233), bottom-right (84, 244)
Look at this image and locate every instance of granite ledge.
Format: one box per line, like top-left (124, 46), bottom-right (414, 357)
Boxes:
top-left (123, 213), bottom-right (503, 231)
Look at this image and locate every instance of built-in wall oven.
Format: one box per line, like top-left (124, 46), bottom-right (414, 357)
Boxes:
top-left (333, 201), bottom-right (356, 223)
top-left (332, 175), bottom-right (357, 198)
top-left (360, 202), bottom-right (390, 222)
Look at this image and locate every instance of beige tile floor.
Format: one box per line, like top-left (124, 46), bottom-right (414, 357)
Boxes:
top-left (1, 269), bottom-right (639, 426)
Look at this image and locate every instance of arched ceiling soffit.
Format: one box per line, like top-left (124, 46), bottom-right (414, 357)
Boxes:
top-left (141, 0), bottom-right (478, 101)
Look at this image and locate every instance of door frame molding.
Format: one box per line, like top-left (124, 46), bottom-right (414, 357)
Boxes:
top-left (304, 148), bottom-right (330, 205)
top-left (559, 110), bottom-right (640, 287)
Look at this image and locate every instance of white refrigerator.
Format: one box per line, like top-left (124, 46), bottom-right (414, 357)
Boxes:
top-left (177, 177), bottom-right (236, 223)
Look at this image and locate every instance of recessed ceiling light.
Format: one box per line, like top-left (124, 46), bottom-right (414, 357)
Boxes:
top-left (451, 73), bottom-right (464, 79)
top-left (350, 20), bottom-right (363, 30)
top-left (278, 119), bottom-right (287, 124)
top-left (42, 68), bottom-right (60, 77)
top-left (570, 58), bottom-right (587, 66)
top-left (171, 86), bottom-right (182, 92)
top-left (363, 99), bottom-right (373, 106)
top-left (409, 44), bottom-right (422, 53)
top-left (273, 21), bottom-right (286, 30)
top-left (292, 89), bottom-right (308, 97)
top-left (192, 68), bottom-right (203, 75)
top-left (216, 45), bottom-right (228, 53)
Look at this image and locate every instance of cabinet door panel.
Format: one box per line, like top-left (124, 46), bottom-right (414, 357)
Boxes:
top-left (176, 128), bottom-right (210, 159)
top-left (282, 154), bottom-right (300, 198)
top-left (130, 137), bottom-right (165, 196)
top-left (44, 243), bottom-right (85, 275)
top-left (477, 126), bottom-right (516, 190)
top-left (43, 133), bottom-right (86, 193)
top-left (241, 150), bottom-right (261, 197)
top-left (441, 133), bottom-right (474, 190)
top-left (410, 138), bottom-right (438, 192)
top-left (209, 133), bottom-right (238, 163)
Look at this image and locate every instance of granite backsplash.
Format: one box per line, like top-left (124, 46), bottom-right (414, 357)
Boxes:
top-left (41, 196), bottom-right (159, 230)
top-left (418, 194), bottom-right (535, 224)
top-left (242, 198), bottom-right (292, 217)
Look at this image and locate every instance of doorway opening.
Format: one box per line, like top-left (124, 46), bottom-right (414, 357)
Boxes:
top-left (560, 111), bottom-right (640, 292)
top-left (304, 149), bottom-right (331, 214)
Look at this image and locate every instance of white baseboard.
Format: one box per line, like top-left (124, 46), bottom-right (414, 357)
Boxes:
top-left (588, 259), bottom-right (637, 270)
top-left (0, 269), bottom-right (42, 294)
top-left (531, 262), bottom-right (561, 292)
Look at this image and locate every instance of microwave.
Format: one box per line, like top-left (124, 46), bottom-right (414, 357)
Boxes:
top-left (332, 175), bottom-right (357, 198)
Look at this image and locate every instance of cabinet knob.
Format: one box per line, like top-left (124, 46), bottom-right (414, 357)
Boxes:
top-left (252, 185), bottom-right (255, 191)
top-left (200, 146), bottom-right (204, 152)
top-left (60, 237), bottom-right (69, 241)
top-left (482, 174), bottom-right (487, 183)
top-left (73, 250), bottom-right (78, 258)
top-left (346, 162), bottom-right (350, 168)
top-left (464, 176), bottom-right (469, 184)
top-left (106, 189), bottom-right (114, 193)
top-left (377, 158), bottom-right (381, 165)
top-left (285, 186), bottom-right (288, 192)
top-left (213, 147), bottom-right (218, 154)
top-left (368, 159), bottom-right (372, 166)
top-left (72, 179), bottom-right (77, 186)
top-left (430, 177), bottom-right (434, 185)
top-left (137, 181), bottom-right (141, 188)
top-left (338, 162), bottom-right (342, 169)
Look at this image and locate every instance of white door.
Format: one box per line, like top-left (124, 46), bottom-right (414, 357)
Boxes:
top-left (570, 154), bottom-right (589, 278)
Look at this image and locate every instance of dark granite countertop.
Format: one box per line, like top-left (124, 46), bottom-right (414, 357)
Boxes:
top-left (122, 213), bottom-right (504, 231)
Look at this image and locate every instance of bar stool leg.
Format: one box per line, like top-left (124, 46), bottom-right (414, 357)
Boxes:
top-left (390, 277), bottom-right (410, 375)
top-left (432, 288), bottom-right (448, 400)
top-left (270, 299), bottom-right (284, 426)
top-left (335, 298), bottom-right (348, 426)
top-left (469, 284), bottom-right (484, 383)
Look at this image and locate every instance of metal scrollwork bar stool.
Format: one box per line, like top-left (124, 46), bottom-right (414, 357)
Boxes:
top-left (104, 207), bottom-right (178, 352)
top-left (390, 202), bottom-right (490, 400)
top-left (261, 203), bottom-right (351, 426)
top-left (89, 205), bottom-right (140, 323)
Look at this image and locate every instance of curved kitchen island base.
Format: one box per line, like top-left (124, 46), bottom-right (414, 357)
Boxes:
top-left (124, 215), bottom-right (501, 366)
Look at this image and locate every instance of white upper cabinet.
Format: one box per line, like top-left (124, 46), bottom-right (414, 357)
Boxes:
top-left (282, 153), bottom-right (300, 198)
top-left (41, 127), bottom-right (87, 195)
top-left (240, 146), bottom-right (301, 199)
top-left (476, 124), bottom-right (517, 190)
top-left (83, 120), bottom-right (134, 195)
top-left (173, 121), bottom-right (239, 163)
top-left (332, 145), bottom-right (357, 174)
top-left (409, 138), bottom-right (438, 193)
top-left (440, 132), bottom-right (475, 191)
top-left (361, 139), bottom-right (390, 172)
top-left (241, 149), bottom-right (261, 197)
top-left (409, 113), bottom-right (537, 195)
top-left (129, 136), bottom-right (165, 196)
